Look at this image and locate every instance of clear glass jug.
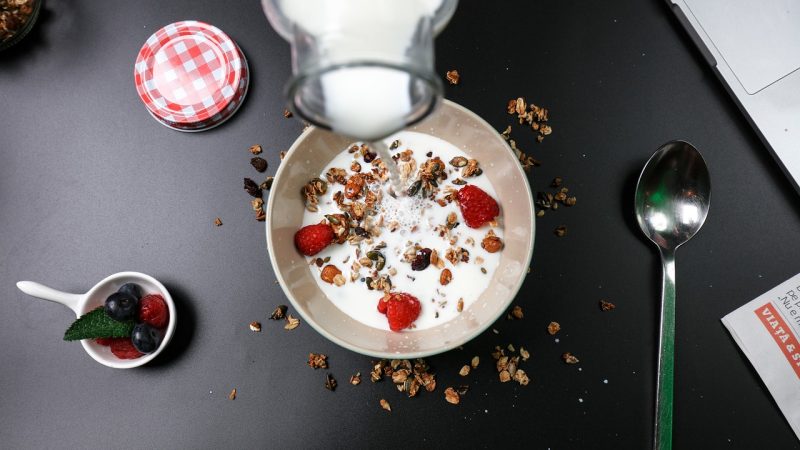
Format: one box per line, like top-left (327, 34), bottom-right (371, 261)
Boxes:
top-left (262, 0), bottom-right (459, 140)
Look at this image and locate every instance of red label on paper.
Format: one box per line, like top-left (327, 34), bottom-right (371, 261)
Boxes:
top-left (755, 303), bottom-right (800, 379)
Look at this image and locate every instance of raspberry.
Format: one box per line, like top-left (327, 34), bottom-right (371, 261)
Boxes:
top-left (294, 223), bottom-right (335, 256)
top-left (377, 296), bottom-right (389, 314)
top-left (139, 294), bottom-right (169, 329)
top-left (456, 185), bottom-right (500, 228)
top-left (109, 338), bottom-right (143, 359)
top-left (95, 337), bottom-right (113, 346)
top-left (381, 292), bottom-right (421, 332)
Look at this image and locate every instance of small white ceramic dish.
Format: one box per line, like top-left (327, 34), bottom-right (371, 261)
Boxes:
top-left (16, 272), bottom-right (176, 369)
top-left (266, 100), bottom-right (535, 359)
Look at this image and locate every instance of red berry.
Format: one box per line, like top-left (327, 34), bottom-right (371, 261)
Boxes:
top-left (109, 338), bottom-right (143, 359)
top-left (139, 294), bottom-right (169, 329)
top-left (456, 185), bottom-right (500, 228)
top-left (95, 337), bottom-right (113, 346)
top-left (382, 292), bottom-right (421, 332)
top-left (294, 223), bottom-right (335, 256)
top-left (377, 296), bottom-right (388, 314)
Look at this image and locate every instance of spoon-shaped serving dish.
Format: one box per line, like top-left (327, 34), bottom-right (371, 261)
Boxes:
top-left (634, 140), bottom-right (710, 450)
top-left (16, 272), bottom-right (176, 369)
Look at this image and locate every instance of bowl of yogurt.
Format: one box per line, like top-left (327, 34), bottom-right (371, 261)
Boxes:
top-left (266, 100), bottom-right (534, 358)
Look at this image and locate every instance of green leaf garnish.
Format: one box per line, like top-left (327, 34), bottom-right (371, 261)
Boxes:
top-left (63, 307), bottom-right (135, 341)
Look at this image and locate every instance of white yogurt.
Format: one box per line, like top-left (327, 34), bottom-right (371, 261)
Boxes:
top-left (301, 131), bottom-right (503, 331)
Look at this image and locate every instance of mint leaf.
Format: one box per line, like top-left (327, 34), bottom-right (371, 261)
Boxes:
top-left (63, 307), bottom-right (135, 341)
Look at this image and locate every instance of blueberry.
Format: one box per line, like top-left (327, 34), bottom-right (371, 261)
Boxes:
top-left (131, 323), bottom-right (161, 354)
top-left (117, 283), bottom-right (142, 301)
top-left (104, 292), bottom-right (139, 321)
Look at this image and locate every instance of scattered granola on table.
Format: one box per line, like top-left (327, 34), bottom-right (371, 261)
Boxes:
top-left (324, 373), bottom-right (337, 391)
top-left (269, 305), bottom-right (287, 320)
top-left (562, 352), bottom-right (580, 364)
top-left (506, 96), bottom-right (552, 143)
top-left (445, 69), bottom-right (460, 85)
top-left (284, 314), bottom-right (300, 330)
top-left (600, 300), bottom-right (616, 311)
top-left (547, 321), bottom-right (561, 335)
top-left (249, 321), bottom-right (261, 332)
top-left (350, 372), bottom-right (362, 385)
top-left (249, 144), bottom-right (263, 155)
top-left (444, 387), bottom-right (460, 404)
top-left (307, 353), bottom-right (328, 369)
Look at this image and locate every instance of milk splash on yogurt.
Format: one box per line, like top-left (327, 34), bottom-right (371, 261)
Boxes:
top-left (302, 131), bottom-right (503, 331)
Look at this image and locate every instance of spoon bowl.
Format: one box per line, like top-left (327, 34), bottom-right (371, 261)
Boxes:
top-left (16, 272), bottom-right (176, 369)
top-left (635, 141), bottom-right (711, 250)
top-left (635, 140), bottom-right (710, 450)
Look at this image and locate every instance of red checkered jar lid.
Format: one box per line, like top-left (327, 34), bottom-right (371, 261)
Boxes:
top-left (134, 20), bottom-right (249, 132)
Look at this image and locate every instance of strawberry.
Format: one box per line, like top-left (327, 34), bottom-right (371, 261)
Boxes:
top-left (109, 338), bottom-right (143, 359)
top-left (294, 223), bottom-right (335, 256)
top-left (95, 337), bottom-right (113, 346)
top-left (379, 292), bottom-right (421, 332)
top-left (139, 294), bottom-right (169, 329)
top-left (456, 185), bottom-right (500, 228)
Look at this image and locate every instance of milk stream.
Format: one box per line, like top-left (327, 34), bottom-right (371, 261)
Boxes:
top-left (302, 131), bottom-right (503, 331)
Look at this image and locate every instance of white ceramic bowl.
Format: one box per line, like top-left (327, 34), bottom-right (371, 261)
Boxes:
top-left (17, 272), bottom-right (176, 369)
top-left (266, 100), bottom-right (534, 358)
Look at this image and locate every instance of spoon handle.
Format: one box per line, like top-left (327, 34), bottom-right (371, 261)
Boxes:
top-left (654, 249), bottom-right (676, 450)
top-left (16, 281), bottom-right (84, 316)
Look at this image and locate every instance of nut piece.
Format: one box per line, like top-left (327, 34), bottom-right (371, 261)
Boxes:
top-left (471, 356), bottom-right (480, 369)
top-left (444, 387), bottom-right (460, 404)
top-left (445, 69), bottom-right (460, 85)
top-left (333, 274), bottom-right (346, 287)
top-left (562, 352), bottom-right (579, 364)
top-left (284, 314), bottom-right (300, 330)
top-left (457, 298), bottom-right (464, 312)
top-left (228, 388), bottom-right (237, 400)
top-left (520, 347), bottom-right (530, 361)
top-left (320, 265), bottom-right (342, 284)
top-left (499, 370), bottom-right (511, 383)
top-left (511, 305), bottom-right (524, 319)
top-left (380, 399), bottom-right (391, 412)
top-left (249, 321), bottom-right (261, 332)
top-left (344, 174), bottom-right (365, 199)
top-left (350, 372), bottom-right (362, 385)
top-left (600, 300), bottom-right (616, 311)
top-left (214, 217), bottom-right (223, 227)
top-left (283, 109), bottom-right (293, 118)
top-left (350, 161), bottom-right (362, 172)
top-left (249, 144), bottom-right (262, 155)
top-left (481, 230), bottom-right (504, 253)
top-left (547, 321), bottom-right (560, 335)
top-left (459, 365), bottom-right (470, 376)
top-left (439, 268), bottom-right (452, 285)
top-left (554, 225), bottom-right (567, 237)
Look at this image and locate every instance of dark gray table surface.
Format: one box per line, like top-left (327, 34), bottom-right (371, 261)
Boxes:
top-left (3, 1), bottom-right (799, 448)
